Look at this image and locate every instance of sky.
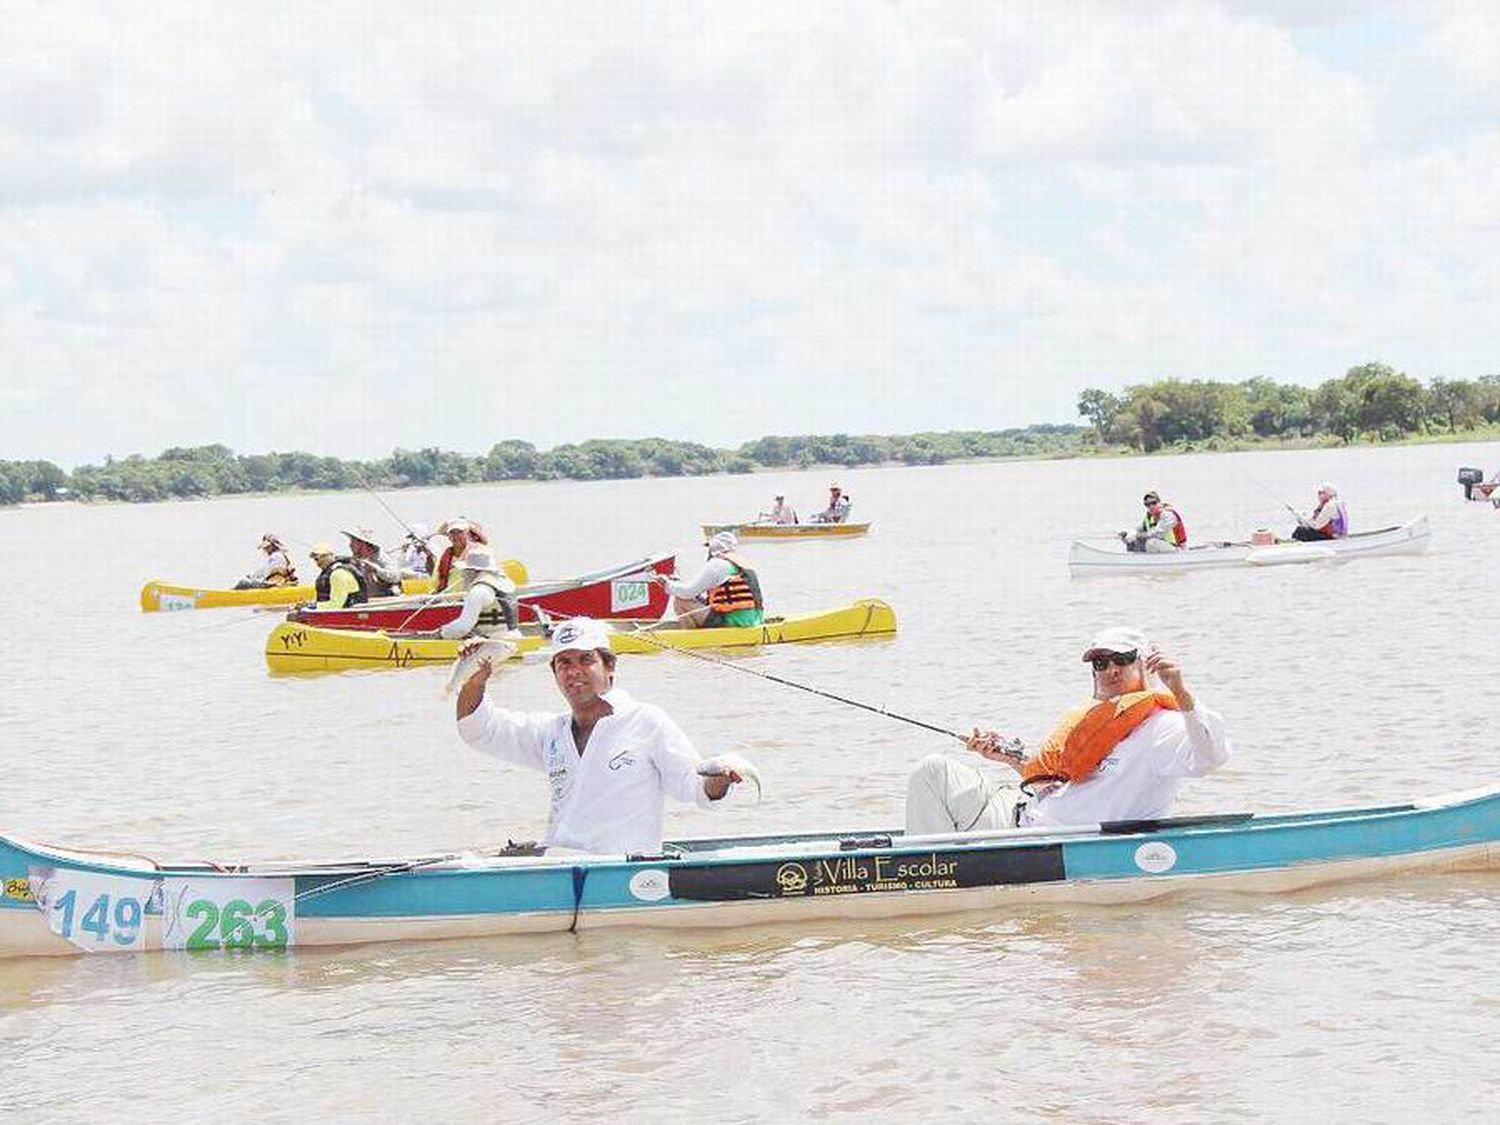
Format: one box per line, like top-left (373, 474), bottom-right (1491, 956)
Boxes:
top-left (2, 1), bottom-right (1497, 468)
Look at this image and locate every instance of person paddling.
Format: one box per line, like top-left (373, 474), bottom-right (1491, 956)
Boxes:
top-left (455, 617), bottom-right (756, 855)
top-left (905, 628), bottom-right (1230, 832)
top-left (655, 531), bottom-right (765, 629)
top-left (1290, 483), bottom-right (1348, 541)
top-left (235, 534), bottom-right (298, 589)
top-left (1120, 491), bottom-right (1187, 553)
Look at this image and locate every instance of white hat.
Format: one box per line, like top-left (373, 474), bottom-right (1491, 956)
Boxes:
top-left (456, 549), bottom-right (515, 591)
top-left (440, 517), bottom-right (473, 535)
top-left (1081, 627), bottom-right (1149, 662)
top-left (706, 531), bottom-right (738, 556)
top-left (342, 526), bottom-right (380, 548)
top-left (407, 522), bottom-right (431, 540)
top-left (1317, 482), bottom-right (1337, 496)
top-left (549, 617), bottom-right (613, 655)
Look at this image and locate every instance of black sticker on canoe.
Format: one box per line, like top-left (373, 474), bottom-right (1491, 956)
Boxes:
top-left (667, 846), bottom-right (1065, 902)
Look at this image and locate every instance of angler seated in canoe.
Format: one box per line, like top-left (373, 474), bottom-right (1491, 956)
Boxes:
top-left (454, 617), bottom-right (758, 855)
top-left (1119, 491), bottom-right (1187, 553)
top-left (906, 628), bottom-right (1230, 832)
top-left (436, 548), bottom-right (521, 640)
top-left (653, 531), bottom-right (764, 630)
top-left (234, 533), bottom-right (299, 590)
top-left (1290, 483), bottom-right (1349, 541)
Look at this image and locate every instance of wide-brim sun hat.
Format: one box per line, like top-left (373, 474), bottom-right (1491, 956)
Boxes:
top-left (705, 530), bottom-right (738, 555)
top-left (341, 527), bottom-right (380, 548)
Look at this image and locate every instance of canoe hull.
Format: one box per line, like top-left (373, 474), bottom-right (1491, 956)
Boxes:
top-left (287, 555), bottom-right (676, 631)
top-left (140, 562), bottom-right (527, 611)
top-left (263, 599), bottom-right (899, 674)
top-left (5, 783), bottom-right (1497, 957)
top-left (702, 523), bottom-right (871, 540)
top-left (1069, 517), bottom-right (1430, 576)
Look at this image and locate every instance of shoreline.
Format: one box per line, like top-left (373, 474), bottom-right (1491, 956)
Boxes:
top-left (6, 428), bottom-right (1498, 509)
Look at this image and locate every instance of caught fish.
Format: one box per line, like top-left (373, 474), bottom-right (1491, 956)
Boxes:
top-left (443, 638), bottom-right (518, 696)
top-left (697, 753), bottom-right (763, 803)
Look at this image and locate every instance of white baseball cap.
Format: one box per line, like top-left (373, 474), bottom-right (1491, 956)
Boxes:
top-left (1081, 627), bottom-right (1149, 662)
top-left (706, 531), bottom-right (738, 556)
top-left (549, 617), bottom-right (613, 655)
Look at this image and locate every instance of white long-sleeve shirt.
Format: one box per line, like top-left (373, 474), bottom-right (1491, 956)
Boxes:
top-left (438, 583), bottom-right (497, 640)
top-left (247, 549), bottom-right (293, 583)
top-left (664, 557), bottom-right (735, 600)
top-left (456, 686), bottom-right (713, 854)
top-left (1022, 705), bottom-right (1231, 828)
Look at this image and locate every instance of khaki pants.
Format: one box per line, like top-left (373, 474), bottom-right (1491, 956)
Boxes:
top-left (905, 754), bottom-right (1024, 835)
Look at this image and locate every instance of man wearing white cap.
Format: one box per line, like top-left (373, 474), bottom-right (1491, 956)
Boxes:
top-left (437, 548), bottom-right (521, 640)
top-left (655, 531), bottom-right (765, 629)
top-left (905, 629), bottom-right (1230, 833)
top-left (1291, 483), bottom-right (1349, 541)
top-left (455, 618), bottom-right (754, 855)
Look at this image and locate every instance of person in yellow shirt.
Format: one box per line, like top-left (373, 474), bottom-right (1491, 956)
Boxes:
top-left (309, 543), bottom-right (368, 609)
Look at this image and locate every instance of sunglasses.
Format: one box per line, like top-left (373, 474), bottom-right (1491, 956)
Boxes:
top-left (1090, 651), bottom-right (1138, 671)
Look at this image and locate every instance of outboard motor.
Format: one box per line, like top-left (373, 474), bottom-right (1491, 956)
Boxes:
top-left (1458, 467), bottom-right (1484, 500)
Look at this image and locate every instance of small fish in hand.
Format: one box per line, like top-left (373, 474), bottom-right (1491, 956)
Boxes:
top-left (697, 753), bottom-right (763, 803)
top-left (443, 638), bottom-right (518, 696)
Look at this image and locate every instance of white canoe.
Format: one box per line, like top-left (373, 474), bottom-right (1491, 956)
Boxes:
top-left (1069, 516), bottom-right (1430, 577)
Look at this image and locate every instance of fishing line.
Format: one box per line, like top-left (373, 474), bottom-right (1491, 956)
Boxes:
top-left (619, 625), bottom-right (966, 742)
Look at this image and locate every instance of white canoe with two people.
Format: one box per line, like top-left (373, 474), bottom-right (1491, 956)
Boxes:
top-left (1069, 515), bottom-right (1430, 577)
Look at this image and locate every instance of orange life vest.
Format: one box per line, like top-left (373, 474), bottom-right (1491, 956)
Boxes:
top-left (1021, 690), bottom-right (1181, 786)
top-left (705, 554), bottom-right (763, 614)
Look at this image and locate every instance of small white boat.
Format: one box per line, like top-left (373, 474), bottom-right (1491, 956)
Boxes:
top-left (1069, 516), bottom-right (1430, 577)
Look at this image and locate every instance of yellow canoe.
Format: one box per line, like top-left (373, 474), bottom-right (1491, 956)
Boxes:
top-left (141, 559), bottom-right (527, 612)
top-left (264, 599), bottom-right (898, 674)
top-left (701, 522), bottom-right (871, 540)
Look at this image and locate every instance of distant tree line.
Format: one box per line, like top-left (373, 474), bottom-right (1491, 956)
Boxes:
top-left (0, 426), bottom-right (1087, 505)
top-left (4, 361), bottom-right (1495, 506)
top-left (1078, 362), bottom-right (1500, 453)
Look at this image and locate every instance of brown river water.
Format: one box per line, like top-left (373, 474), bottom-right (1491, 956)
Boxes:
top-left (2, 442), bottom-right (1498, 1121)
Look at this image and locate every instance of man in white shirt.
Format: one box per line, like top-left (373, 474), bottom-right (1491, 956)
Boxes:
top-left (905, 628), bottom-right (1230, 833)
top-left (654, 531), bottom-right (765, 629)
top-left (455, 617), bottom-right (755, 855)
top-left (766, 495), bottom-right (798, 525)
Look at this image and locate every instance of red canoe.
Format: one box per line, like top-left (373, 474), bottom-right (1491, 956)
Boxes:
top-left (286, 554), bottom-right (675, 633)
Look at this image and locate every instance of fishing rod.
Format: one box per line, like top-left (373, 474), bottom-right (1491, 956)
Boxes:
top-left (353, 473), bottom-right (423, 542)
top-left (620, 625), bottom-right (966, 742)
top-left (1250, 477), bottom-right (1307, 525)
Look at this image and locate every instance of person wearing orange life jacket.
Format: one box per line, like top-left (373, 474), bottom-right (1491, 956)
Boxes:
top-left (655, 531), bottom-right (765, 629)
top-left (904, 628), bottom-right (1230, 832)
top-left (1120, 491), bottom-right (1187, 553)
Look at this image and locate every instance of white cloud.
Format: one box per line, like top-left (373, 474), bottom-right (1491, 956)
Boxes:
top-left (0, 1), bottom-right (1496, 465)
